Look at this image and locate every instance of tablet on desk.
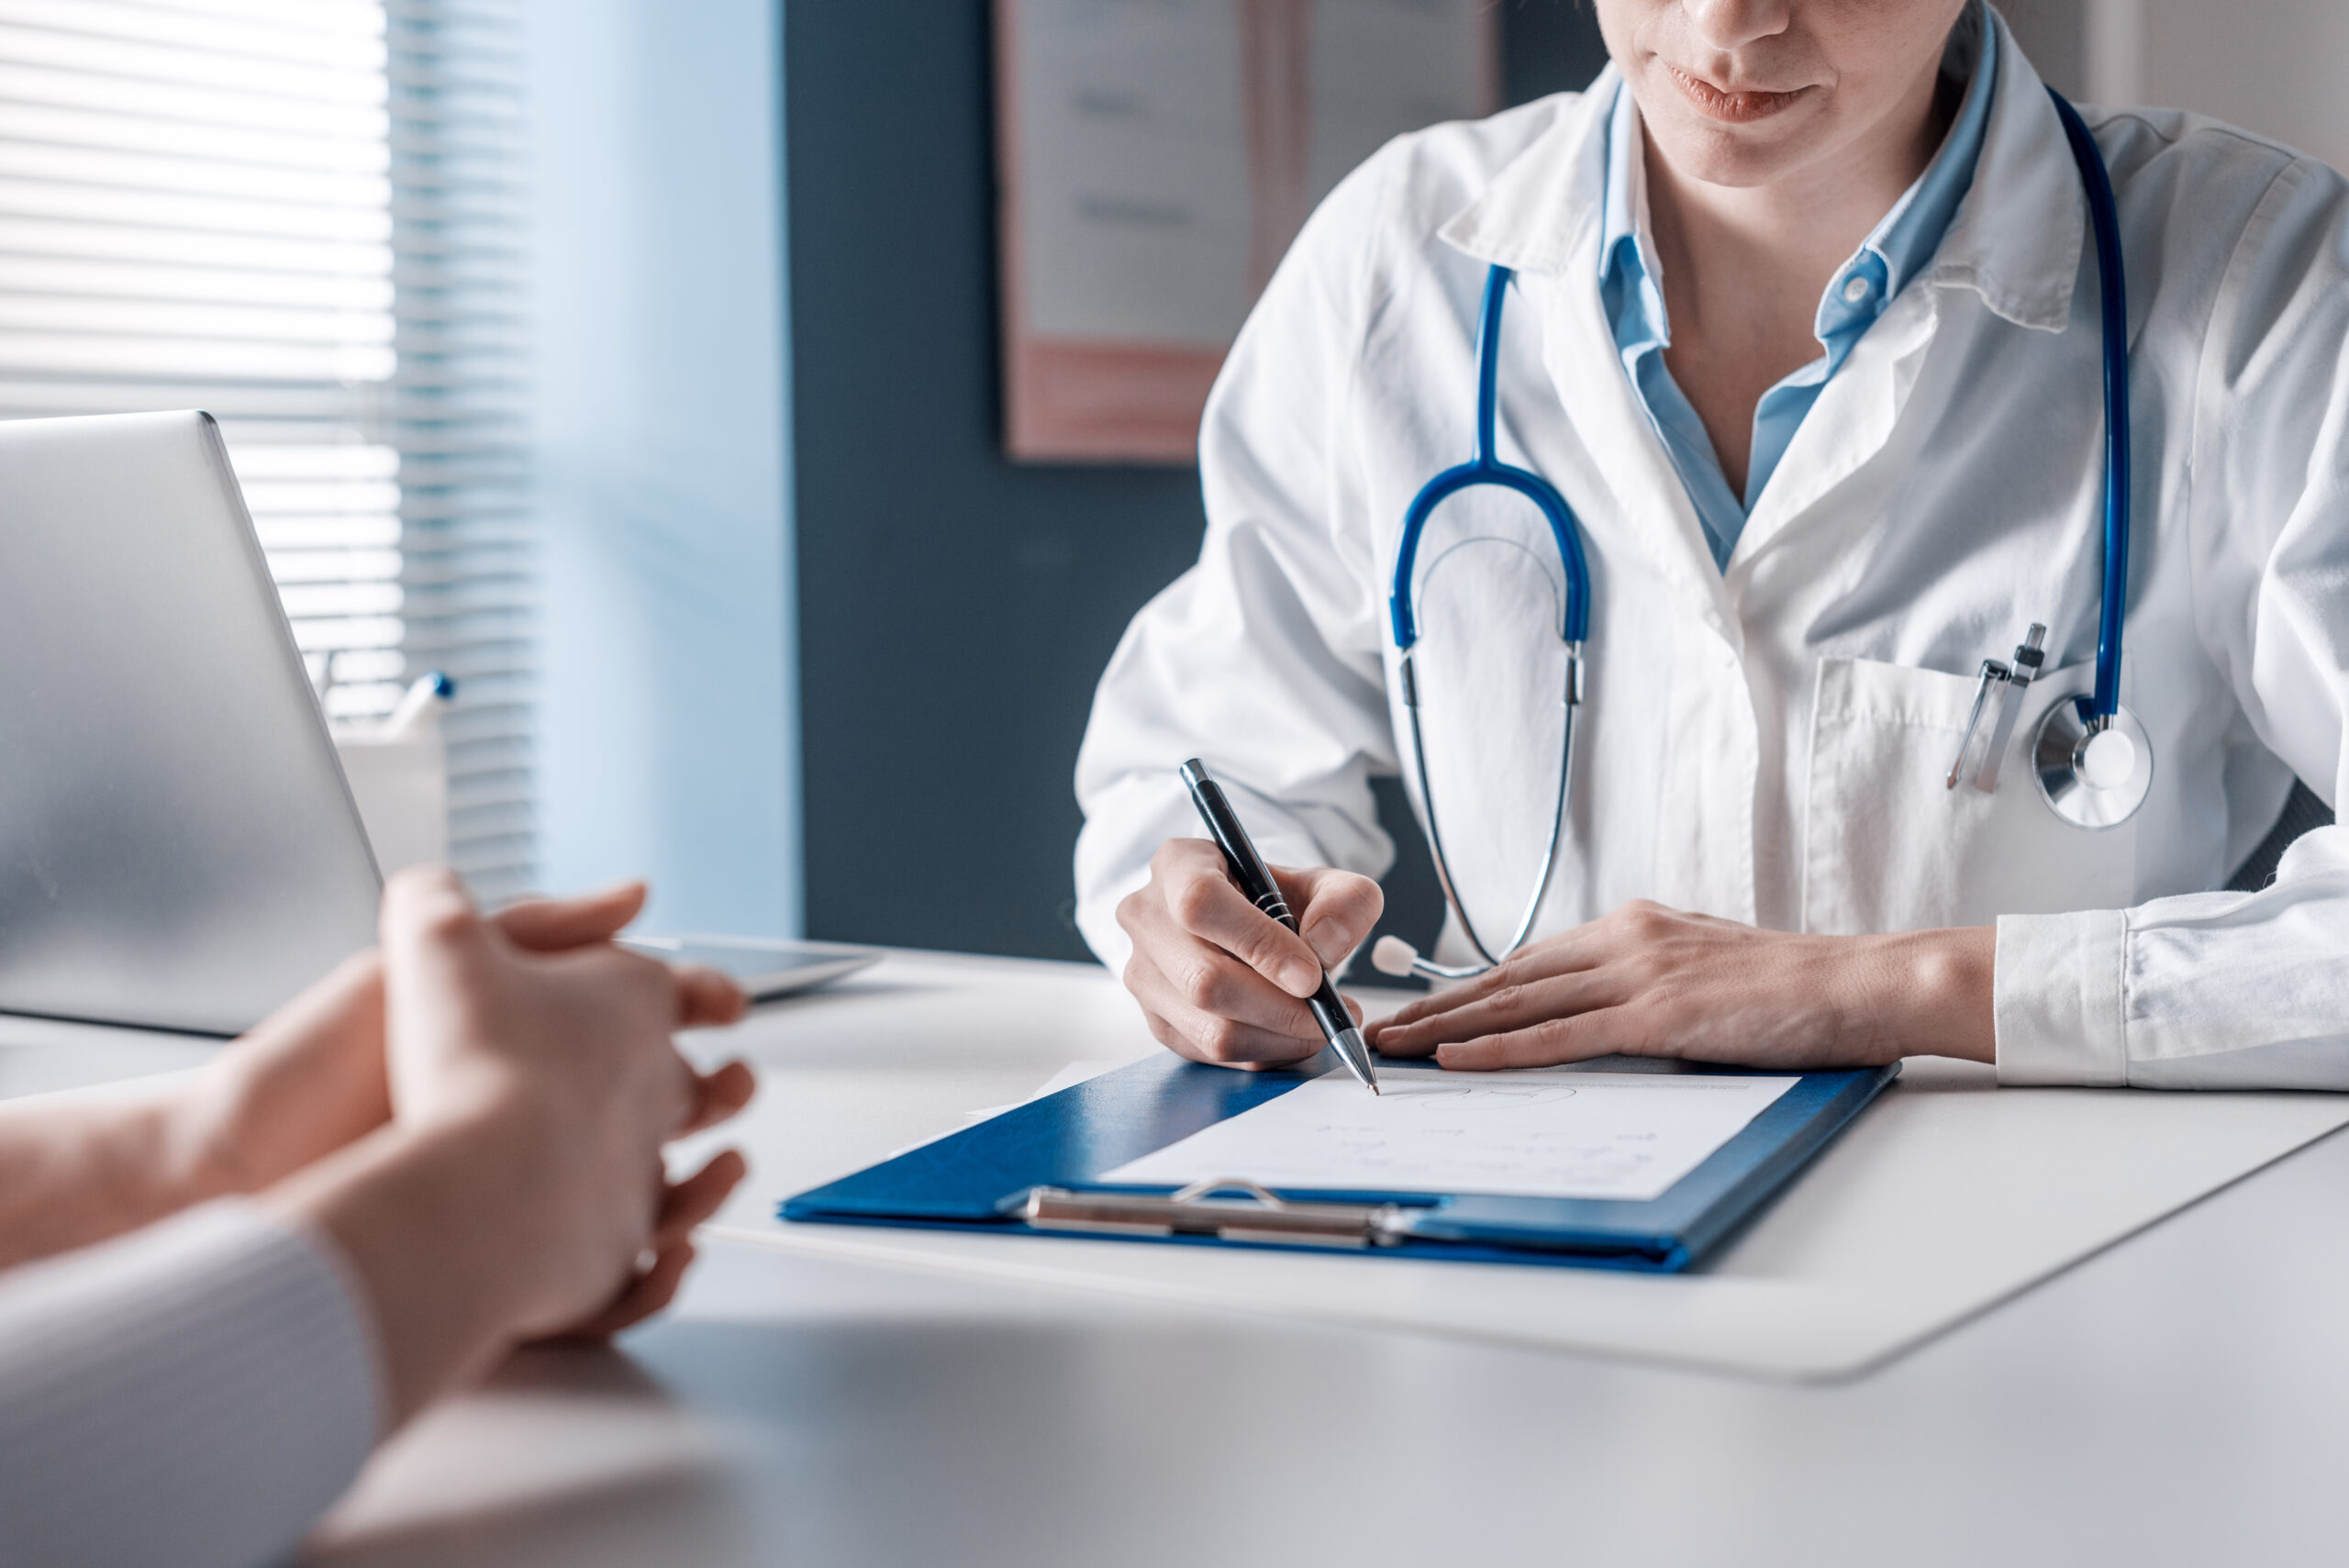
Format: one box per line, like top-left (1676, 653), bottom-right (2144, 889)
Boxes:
top-left (621, 936), bottom-right (882, 1001)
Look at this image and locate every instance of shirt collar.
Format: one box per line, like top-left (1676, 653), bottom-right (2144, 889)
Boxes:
top-left (1864, 0), bottom-right (1995, 305)
top-left (1598, 0), bottom-right (1998, 350)
top-left (1926, 5), bottom-right (2086, 331)
top-left (1598, 79), bottom-right (1665, 332)
top-left (1440, 3), bottom-right (2085, 332)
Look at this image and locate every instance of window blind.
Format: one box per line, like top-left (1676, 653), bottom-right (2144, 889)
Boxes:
top-left (384, 0), bottom-right (531, 901)
top-left (0, 0), bottom-right (534, 900)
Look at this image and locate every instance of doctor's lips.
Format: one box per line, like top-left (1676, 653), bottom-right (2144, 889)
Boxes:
top-left (1664, 65), bottom-right (1811, 123)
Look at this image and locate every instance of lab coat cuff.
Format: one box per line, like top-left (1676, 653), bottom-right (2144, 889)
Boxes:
top-left (1992, 909), bottom-right (2128, 1086)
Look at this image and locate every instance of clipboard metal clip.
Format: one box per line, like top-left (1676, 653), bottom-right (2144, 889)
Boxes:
top-left (1022, 1177), bottom-right (1408, 1250)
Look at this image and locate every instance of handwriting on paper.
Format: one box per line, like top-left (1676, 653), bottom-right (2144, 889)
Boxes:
top-left (1101, 1067), bottom-right (1798, 1203)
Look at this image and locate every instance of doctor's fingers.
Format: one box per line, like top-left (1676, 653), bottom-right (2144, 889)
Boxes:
top-left (1125, 949), bottom-right (1351, 1065)
top-left (1433, 1006), bottom-right (1647, 1072)
top-left (1367, 937), bottom-right (1612, 1040)
top-left (1127, 938), bottom-right (1337, 1040)
top-left (1143, 1005), bottom-right (1328, 1069)
top-left (1268, 863), bottom-right (1383, 971)
top-left (1129, 839), bottom-right (1329, 995)
top-left (1367, 966), bottom-right (1623, 1059)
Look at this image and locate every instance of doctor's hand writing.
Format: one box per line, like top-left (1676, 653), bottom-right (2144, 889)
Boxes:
top-left (1118, 837), bottom-right (1383, 1067)
top-left (1364, 902), bottom-right (1996, 1072)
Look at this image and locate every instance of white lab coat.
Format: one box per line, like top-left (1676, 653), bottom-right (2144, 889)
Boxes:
top-left (1074, 15), bottom-right (2349, 1090)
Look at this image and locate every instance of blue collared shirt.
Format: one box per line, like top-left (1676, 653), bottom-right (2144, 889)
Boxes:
top-left (1598, 9), bottom-right (1998, 568)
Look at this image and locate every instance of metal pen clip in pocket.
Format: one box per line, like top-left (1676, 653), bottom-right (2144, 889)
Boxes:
top-left (1946, 624), bottom-right (2048, 793)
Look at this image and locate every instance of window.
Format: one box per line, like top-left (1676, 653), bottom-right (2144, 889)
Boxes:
top-left (0, 0), bottom-right (532, 899)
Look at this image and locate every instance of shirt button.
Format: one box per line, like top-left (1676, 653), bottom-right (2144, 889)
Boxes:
top-left (1842, 275), bottom-right (1871, 304)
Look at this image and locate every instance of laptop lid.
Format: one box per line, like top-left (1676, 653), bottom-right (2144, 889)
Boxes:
top-left (0, 411), bottom-right (383, 1035)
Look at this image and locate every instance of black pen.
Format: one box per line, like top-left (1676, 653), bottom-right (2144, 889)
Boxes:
top-left (1179, 759), bottom-right (1380, 1095)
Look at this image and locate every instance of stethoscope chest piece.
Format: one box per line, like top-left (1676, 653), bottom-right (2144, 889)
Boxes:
top-left (2033, 695), bottom-right (2152, 828)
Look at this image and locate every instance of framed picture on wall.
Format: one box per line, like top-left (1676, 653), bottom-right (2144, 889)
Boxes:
top-left (994, 0), bottom-right (1499, 464)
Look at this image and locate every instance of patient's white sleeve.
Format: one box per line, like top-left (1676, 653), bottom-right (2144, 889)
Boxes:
top-left (0, 1199), bottom-right (380, 1568)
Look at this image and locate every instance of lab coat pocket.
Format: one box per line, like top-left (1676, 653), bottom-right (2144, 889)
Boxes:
top-left (1802, 657), bottom-right (2136, 935)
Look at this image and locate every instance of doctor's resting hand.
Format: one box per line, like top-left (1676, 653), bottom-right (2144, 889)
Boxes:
top-left (1363, 902), bottom-right (1996, 1071)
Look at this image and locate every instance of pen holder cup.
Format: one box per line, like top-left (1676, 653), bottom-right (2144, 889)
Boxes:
top-left (333, 726), bottom-right (450, 877)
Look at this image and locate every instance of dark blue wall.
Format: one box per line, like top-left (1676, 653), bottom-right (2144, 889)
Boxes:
top-left (785, 2), bottom-right (1606, 962)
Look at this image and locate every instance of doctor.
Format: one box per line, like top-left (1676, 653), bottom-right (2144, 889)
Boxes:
top-left (1074, 0), bottom-right (2349, 1089)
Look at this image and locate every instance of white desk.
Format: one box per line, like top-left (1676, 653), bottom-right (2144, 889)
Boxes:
top-left (9, 950), bottom-right (2349, 1567)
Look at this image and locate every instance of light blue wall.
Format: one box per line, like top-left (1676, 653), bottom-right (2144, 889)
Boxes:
top-left (528, 0), bottom-right (798, 934)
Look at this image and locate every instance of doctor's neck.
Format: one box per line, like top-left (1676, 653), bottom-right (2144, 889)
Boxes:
top-left (1596, 0), bottom-right (1971, 490)
top-left (1602, 0), bottom-right (1969, 291)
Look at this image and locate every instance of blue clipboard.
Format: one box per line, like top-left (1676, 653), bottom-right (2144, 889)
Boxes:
top-left (781, 1053), bottom-right (1898, 1273)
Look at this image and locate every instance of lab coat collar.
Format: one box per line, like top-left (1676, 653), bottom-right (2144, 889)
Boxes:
top-left (1921, 6), bottom-right (2084, 333)
top-left (1437, 65), bottom-right (1615, 277)
top-left (1438, 10), bottom-right (2084, 331)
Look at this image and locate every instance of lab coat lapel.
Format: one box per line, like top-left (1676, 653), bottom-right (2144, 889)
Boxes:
top-left (1731, 12), bottom-right (2084, 573)
top-left (1439, 67), bottom-right (1739, 648)
top-left (1731, 289), bottom-right (1942, 571)
top-left (1528, 266), bottom-right (1739, 646)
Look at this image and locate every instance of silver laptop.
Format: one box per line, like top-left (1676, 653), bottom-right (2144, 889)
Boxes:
top-left (0, 412), bottom-right (383, 1035)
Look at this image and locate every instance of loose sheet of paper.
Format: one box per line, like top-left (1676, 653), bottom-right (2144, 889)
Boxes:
top-left (1101, 1067), bottom-right (1799, 1203)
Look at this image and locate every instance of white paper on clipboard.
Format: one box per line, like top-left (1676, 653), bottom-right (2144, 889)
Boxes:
top-left (1101, 1067), bottom-right (1801, 1202)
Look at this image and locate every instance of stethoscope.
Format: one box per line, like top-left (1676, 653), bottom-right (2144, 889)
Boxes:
top-left (1372, 90), bottom-right (2150, 984)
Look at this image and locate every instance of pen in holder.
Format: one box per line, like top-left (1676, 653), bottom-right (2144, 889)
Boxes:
top-left (333, 672), bottom-right (455, 877)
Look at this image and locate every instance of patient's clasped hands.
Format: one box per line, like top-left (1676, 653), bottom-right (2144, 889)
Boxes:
top-left (0, 866), bottom-right (763, 1435)
top-left (253, 868), bottom-right (756, 1425)
top-left (0, 867), bottom-right (759, 1567)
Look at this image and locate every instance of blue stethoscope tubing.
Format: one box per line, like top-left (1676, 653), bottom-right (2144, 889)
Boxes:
top-left (1389, 262), bottom-right (1590, 975)
top-left (1387, 89), bottom-right (2139, 980)
top-left (2048, 89), bottom-right (2132, 726)
top-left (1389, 263), bottom-right (1594, 651)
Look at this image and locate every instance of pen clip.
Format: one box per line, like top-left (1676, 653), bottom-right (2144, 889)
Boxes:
top-left (1970, 623), bottom-right (2046, 793)
top-left (1945, 624), bottom-right (2051, 794)
top-left (1947, 659), bottom-right (2011, 790)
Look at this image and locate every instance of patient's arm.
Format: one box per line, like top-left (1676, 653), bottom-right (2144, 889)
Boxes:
top-left (0, 881), bottom-right (730, 1273)
top-left (0, 875), bottom-right (755, 1568)
top-left (0, 951), bottom-right (386, 1271)
top-left (0, 1080), bottom-right (211, 1272)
